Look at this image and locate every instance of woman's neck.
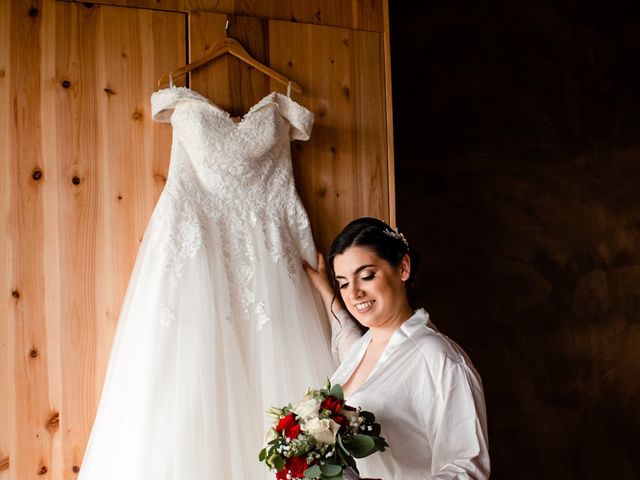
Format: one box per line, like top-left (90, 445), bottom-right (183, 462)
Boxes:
top-left (369, 304), bottom-right (414, 346)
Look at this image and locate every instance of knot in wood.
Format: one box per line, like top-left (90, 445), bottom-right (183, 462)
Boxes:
top-left (46, 412), bottom-right (60, 432)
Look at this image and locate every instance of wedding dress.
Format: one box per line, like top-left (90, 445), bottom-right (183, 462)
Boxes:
top-left (78, 87), bottom-right (336, 479)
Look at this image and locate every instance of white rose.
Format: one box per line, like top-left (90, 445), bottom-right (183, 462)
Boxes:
top-left (265, 427), bottom-right (278, 443)
top-left (303, 417), bottom-right (341, 445)
top-left (291, 396), bottom-right (321, 420)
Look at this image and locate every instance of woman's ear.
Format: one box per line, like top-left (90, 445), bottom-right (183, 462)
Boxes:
top-left (400, 253), bottom-right (411, 282)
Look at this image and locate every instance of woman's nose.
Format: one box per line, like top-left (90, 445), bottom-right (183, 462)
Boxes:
top-left (349, 283), bottom-right (364, 300)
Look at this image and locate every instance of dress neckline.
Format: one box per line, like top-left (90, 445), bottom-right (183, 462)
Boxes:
top-left (152, 86), bottom-right (287, 128)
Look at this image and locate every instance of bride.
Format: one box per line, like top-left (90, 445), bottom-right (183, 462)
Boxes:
top-left (304, 217), bottom-right (490, 480)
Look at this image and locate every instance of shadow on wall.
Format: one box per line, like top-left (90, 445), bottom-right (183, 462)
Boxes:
top-left (390, 1), bottom-right (640, 479)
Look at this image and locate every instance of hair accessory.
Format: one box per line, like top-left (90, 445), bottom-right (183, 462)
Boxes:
top-left (383, 227), bottom-right (409, 247)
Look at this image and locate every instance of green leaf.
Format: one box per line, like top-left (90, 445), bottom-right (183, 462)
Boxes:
top-left (304, 465), bottom-right (322, 478)
top-left (322, 472), bottom-right (343, 480)
top-left (258, 448), bottom-right (267, 462)
top-left (343, 434), bottom-right (376, 458)
top-left (272, 455), bottom-right (285, 471)
top-left (329, 383), bottom-right (344, 401)
top-left (319, 464), bottom-right (342, 476)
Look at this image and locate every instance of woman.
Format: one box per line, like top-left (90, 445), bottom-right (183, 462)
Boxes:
top-left (304, 217), bottom-right (490, 480)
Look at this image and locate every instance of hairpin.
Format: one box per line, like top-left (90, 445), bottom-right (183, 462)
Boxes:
top-left (383, 227), bottom-right (409, 247)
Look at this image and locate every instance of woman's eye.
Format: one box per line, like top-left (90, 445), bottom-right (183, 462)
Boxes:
top-left (362, 273), bottom-right (376, 281)
top-left (338, 283), bottom-right (349, 290)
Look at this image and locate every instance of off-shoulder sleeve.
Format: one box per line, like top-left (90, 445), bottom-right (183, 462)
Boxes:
top-left (150, 87), bottom-right (205, 123)
top-left (273, 93), bottom-right (314, 141)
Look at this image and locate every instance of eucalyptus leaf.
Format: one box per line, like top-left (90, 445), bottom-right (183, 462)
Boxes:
top-left (329, 383), bottom-right (344, 401)
top-left (344, 434), bottom-right (375, 458)
top-left (319, 464), bottom-right (342, 476)
top-left (304, 465), bottom-right (322, 478)
top-left (322, 473), bottom-right (343, 480)
top-left (259, 448), bottom-right (266, 462)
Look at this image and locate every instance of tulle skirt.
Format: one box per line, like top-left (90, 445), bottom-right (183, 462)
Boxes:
top-left (78, 216), bottom-right (335, 479)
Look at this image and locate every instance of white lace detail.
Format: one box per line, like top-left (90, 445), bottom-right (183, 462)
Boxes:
top-left (160, 304), bottom-right (176, 326)
top-left (150, 87), bottom-right (315, 330)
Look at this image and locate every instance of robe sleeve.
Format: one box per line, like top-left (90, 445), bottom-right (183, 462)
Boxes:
top-left (429, 358), bottom-right (490, 480)
top-left (330, 309), bottom-right (363, 364)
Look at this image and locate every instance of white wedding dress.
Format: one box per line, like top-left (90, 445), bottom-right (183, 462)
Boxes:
top-left (78, 87), bottom-right (336, 480)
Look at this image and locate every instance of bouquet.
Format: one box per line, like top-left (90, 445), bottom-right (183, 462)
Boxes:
top-left (259, 379), bottom-right (388, 480)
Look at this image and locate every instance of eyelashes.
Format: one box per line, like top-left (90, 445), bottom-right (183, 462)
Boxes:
top-left (337, 272), bottom-right (376, 290)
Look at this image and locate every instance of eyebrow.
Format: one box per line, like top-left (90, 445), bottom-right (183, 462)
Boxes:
top-left (335, 264), bottom-right (375, 280)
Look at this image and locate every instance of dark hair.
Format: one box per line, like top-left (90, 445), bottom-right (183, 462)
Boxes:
top-left (326, 217), bottom-right (421, 307)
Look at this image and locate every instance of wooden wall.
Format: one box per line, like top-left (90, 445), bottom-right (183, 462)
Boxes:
top-left (0, 0), bottom-right (394, 478)
top-left (65, 0), bottom-right (387, 32)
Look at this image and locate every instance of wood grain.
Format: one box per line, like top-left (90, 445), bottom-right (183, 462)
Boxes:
top-left (60, 0), bottom-right (386, 32)
top-left (0, 1), bottom-right (13, 478)
top-left (4, 1), bottom-right (54, 478)
top-left (268, 19), bottom-right (390, 252)
top-left (382, 0), bottom-right (396, 227)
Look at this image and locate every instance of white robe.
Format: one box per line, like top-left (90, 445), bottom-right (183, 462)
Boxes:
top-left (330, 308), bottom-right (490, 479)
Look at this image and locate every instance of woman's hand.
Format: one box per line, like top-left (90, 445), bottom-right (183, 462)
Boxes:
top-left (303, 253), bottom-right (334, 303)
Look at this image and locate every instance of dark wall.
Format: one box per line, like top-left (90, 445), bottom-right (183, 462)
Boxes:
top-left (389, 1), bottom-right (640, 479)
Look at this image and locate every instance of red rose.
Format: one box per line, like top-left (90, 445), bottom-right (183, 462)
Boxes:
top-left (276, 413), bottom-right (297, 433)
top-left (321, 396), bottom-right (342, 415)
top-left (332, 414), bottom-right (348, 427)
top-left (276, 413), bottom-right (301, 439)
top-left (287, 423), bottom-right (301, 439)
top-left (287, 456), bottom-right (309, 478)
top-left (275, 468), bottom-right (288, 480)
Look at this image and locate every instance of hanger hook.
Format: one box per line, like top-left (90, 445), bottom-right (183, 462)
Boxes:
top-left (225, 18), bottom-right (229, 32)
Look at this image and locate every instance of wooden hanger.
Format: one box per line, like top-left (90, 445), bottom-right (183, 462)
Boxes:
top-left (157, 28), bottom-right (302, 93)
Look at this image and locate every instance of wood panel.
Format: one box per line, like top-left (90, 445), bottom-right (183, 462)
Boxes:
top-left (0, 3), bottom-right (15, 479)
top-left (3, 2), bottom-right (54, 478)
top-left (0, 2), bottom-right (186, 478)
top-left (267, 20), bottom-right (390, 252)
top-left (188, 12), bottom-right (272, 116)
top-left (61, 0), bottom-right (386, 32)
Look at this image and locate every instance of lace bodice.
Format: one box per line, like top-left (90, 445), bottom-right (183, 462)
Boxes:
top-left (149, 87), bottom-right (317, 329)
